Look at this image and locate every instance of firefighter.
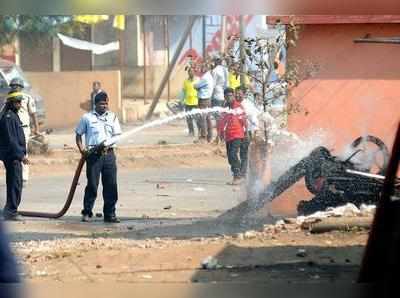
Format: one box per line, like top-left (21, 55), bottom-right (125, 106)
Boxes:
top-left (9, 77), bottom-right (40, 182)
top-left (76, 92), bottom-right (122, 223)
top-left (0, 92), bottom-right (29, 221)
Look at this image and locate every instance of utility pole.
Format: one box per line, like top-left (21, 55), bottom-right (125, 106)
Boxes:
top-left (220, 15), bottom-right (226, 54)
top-left (202, 15), bottom-right (207, 58)
top-left (146, 16), bottom-right (199, 120)
top-left (239, 15), bottom-right (246, 85)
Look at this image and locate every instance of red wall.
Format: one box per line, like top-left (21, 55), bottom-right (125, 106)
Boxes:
top-left (288, 23), bottom-right (400, 153)
top-left (269, 23), bottom-right (400, 216)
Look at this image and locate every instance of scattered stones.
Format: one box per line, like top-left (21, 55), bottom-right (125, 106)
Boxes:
top-left (311, 274), bottom-right (320, 280)
top-left (156, 183), bottom-right (166, 189)
top-left (283, 218), bottom-right (297, 224)
top-left (201, 256), bottom-right (220, 270)
top-left (296, 249), bottom-right (308, 258)
top-left (275, 220), bottom-right (285, 226)
top-left (243, 231), bottom-right (258, 239)
top-left (236, 233), bottom-right (244, 240)
top-left (35, 270), bottom-right (48, 277)
top-left (141, 274), bottom-right (153, 279)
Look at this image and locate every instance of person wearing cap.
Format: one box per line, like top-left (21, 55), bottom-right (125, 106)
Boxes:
top-left (90, 81), bottom-right (103, 110)
top-left (9, 77), bottom-right (40, 183)
top-left (75, 91), bottom-right (122, 223)
top-left (0, 92), bottom-right (29, 221)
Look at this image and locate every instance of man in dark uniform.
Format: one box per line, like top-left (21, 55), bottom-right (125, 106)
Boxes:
top-left (0, 92), bottom-right (29, 221)
top-left (76, 92), bottom-right (122, 223)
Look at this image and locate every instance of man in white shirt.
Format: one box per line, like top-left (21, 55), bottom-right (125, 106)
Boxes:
top-left (235, 86), bottom-right (260, 178)
top-left (211, 57), bottom-right (228, 107)
top-left (194, 64), bottom-right (215, 142)
top-left (76, 92), bottom-right (122, 223)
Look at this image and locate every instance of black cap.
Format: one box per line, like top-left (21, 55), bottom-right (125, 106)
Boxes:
top-left (94, 91), bottom-right (108, 104)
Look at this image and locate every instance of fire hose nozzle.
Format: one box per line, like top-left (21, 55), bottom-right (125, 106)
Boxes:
top-left (86, 141), bottom-right (108, 157)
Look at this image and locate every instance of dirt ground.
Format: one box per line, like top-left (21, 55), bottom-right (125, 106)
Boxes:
top-left (1, 123), bottom-right (370, 285)
top-left (0, 124), bottom-right (368, 285)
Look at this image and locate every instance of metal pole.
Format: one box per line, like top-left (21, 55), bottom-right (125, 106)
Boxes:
top-left (118, 29), bottom-right (124, 68)
top-left (202, 15), bottom-right (207, 58)
top-left (142, 15), bottom-right (147, 104)
top-left (239, 15), bottom-right (246, 85)
top-left (164, 16), bottom-right (171, 102)
top-left (146, 16), bottom-right (198, 120)
top-left (220, 15), bottom-right (226, 54)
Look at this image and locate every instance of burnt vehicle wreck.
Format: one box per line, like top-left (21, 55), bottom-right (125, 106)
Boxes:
top-left (255, 135), bottom-right (400, 215)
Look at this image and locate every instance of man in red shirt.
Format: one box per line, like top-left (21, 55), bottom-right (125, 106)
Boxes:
top-left (218, 91), bottom-right (247, 185)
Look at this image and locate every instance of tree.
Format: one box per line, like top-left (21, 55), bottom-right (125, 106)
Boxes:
top-left (224, 21), bottom-right (305, 205)
top-left (0, 16), bottom-right (87, 49)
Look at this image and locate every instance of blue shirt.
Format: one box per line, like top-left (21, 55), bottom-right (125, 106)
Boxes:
top-left (75, 110), bottom-right (122, 148)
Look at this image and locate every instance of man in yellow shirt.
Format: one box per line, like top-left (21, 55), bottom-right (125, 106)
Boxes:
top-left (182, 68), bottom-right (200, 137)
top-left (228, 63), bottom-right (251, 90)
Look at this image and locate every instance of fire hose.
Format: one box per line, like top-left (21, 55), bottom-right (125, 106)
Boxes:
top-left (19, 143), bottom-right (108, 219)
top-left (19, 156), bottom-right (86, 219)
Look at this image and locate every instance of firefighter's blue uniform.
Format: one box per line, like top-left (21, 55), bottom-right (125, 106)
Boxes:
top-left (0, 108), bottom-right (26, 219)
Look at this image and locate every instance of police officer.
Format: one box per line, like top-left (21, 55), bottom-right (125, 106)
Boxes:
top-left (9, 77), bottom-right (40, 183)
top-left (75, 92), bottom-right (122, 223)
top-left (0, 92), bottom-right (29, 221)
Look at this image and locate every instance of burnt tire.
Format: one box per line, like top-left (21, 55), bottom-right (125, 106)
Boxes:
top-left (304, 147), bottom-right (331, 195)
top-left (350, 135), bottom-right (389, 175)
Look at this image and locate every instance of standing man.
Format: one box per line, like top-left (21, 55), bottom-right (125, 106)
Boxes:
top-left (228, 63), bottom-right (251, 90)
top-left (9, 77), bottom-right (39, 183)
top-left (211, 57), bottom-right (229, 143)
top-left (217, 94), bottom-right (247, 185)
top-left (182, 68), bottom-right (200, 137)
top-left (223, 87), bottom-right (235, 108)
top-left (234, 86), bottom-right (258, 178)
top-left (90, 81), bottom-right (103, 110)
top-left (75, 92), bottom-right (122, 223)
top-left (0, 92), bottom-right (29, 221)
top-left (194, 63), bottom-right (215, 143)
top-left (211, 57), bottom-right (228, 108)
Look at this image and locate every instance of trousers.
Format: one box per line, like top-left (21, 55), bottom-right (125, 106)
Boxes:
top-left (198, 98), bottom-right (213, 141)
top-left (3, 159), bottom-right (23, 217)
top-left (82, 151), bottom-right (118, 218)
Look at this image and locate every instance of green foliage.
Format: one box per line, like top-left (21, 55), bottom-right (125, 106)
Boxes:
top-left (0, 16), bottom-right (87, 47)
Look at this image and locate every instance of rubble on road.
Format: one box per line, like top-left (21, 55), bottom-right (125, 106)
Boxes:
top-left (201, 256), bottom-right (221, 270)
top-left (296, 203), bottom-right (375, 226)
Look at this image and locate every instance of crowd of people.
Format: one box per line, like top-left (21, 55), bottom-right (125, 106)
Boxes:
top-left (180, 57), bottom-right (259, 185)
top-left (0, 80), bottom-right (123, 223)
top-left (0, 59), bottom-right (260, 224)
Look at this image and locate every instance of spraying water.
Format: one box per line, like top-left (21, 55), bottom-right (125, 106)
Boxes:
top-left (105, 106), bottom-right (248, 146)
